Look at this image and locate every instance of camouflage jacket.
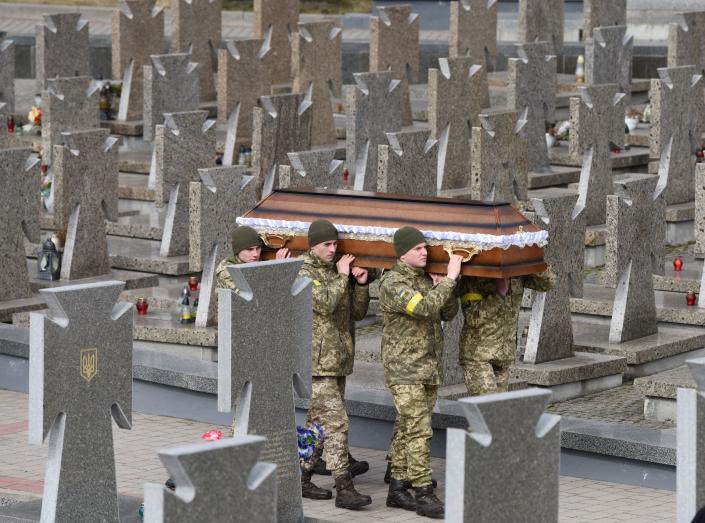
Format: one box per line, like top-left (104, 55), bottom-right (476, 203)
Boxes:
top-left (216, 256), bottom-right (243, 290)
top-left (298, 252), bottom-right (370, 377)
top-left (378, 262), bottom-right (459, 387)
top-left (455, 270), bottom-right (555, 365)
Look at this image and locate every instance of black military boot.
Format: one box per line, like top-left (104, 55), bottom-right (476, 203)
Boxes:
top-left (348, 453), bottom-right (370, 477)
top-left (403, 478), bottom-right (437, 489)
top-left (301, 468), bottom-right (332, 500)
top-left (384, 461), bottom-right (392, 484)
top-left (386, 478), bottom-right (416, 511)
top-left (413, 485), bottom-right (444, 519)
top-left (334, 472), bottom-right (372, 510)
top-left (312, 459), bottom-right (331, 476)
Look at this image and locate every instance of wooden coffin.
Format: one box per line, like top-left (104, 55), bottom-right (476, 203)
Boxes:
top-left (238, 188), bottom-right (548, 278)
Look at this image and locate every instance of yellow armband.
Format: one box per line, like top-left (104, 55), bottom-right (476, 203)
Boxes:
top-left (405, 292), bottom-right (424, 316)
top-left (461, 292), bottom-right (483, 303)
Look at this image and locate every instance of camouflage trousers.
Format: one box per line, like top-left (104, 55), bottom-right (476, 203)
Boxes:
top-left (462, 361), bottom-right (511, 396)
top-left (389, 384), bottom-right (438, 487)
top-left (302, 376), bottom-right (350, 478)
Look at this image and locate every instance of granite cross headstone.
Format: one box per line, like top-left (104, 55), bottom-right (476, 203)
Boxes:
top-left (218, 259), bottom-right (311, 522)
top-left (517, 0), bottom-right (564, 54)
top-left (668, 11), bottom-right (705, 73)
top-left (143, 53), bottom-right (199, 141)
top-left (449, 0), bottom-right (497, 68)
top-left (155, 111), bottom-right (216, 257)
top-left (29, 280), bottom-right (132, 522)
top-left (292, 20), bottom-right (342, 147)
top-left (111, 0), bottom-right (165, 121)
top-left (279, 148), bottom-right (343, 189)
top-left (378, 129), bottom-right (438, 196)
top-left (0, 103), bottom-right (7, 147)
top-left (0, 38), bottom-right (15, 114)
top-left (144, 435), bottom-right (277, 523)
top-left (35, 13), bottom-right (89, 89)
top-left (585, 26), bottom-right (633, 101)
top-left (253, 0), bottom-right (299, 85)
top-left (369, 4), bottom-right (419, 126)
top-left (189, 166), bottom-right (257, 326)
top-left (428, 57), bottom-right (489, 190)
top-left (446, 388), bottom-right (560, 522)
top-left (470, 109), bottom-right (528, 202)
top-left (695, 163), bottom-right (705, 257)
top-left (583, 0), bottom-right (627, 39)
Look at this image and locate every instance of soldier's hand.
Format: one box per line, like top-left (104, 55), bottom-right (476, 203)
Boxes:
top-left (430, 273), bottom-right (445, 286)
top-left (337, 254), bottom-right (355, 276)
top-left (351, 266), bottom-right (368, 284)
top-left (446, 254), bottom-right (463, 280)
top-left (275, 248), bottom-right (291, 259)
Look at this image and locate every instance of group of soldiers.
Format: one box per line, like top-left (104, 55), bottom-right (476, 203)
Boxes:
top-left (216, 221), bottom-right (553, 520)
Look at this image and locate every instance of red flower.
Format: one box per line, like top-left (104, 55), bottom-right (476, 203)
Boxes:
top-left (201, 429), bottom-right (222, 441)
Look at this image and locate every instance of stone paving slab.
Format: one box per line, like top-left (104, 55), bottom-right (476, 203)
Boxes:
top-left (549, 142), bottom-right (650, 169)
top-left (512, 351), bottom-right (627, 387)
top-left (633, 365), bottom-right (694, 400)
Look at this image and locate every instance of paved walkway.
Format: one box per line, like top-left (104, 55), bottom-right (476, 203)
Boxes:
top-left (0, 389), bottom-right (676, 522)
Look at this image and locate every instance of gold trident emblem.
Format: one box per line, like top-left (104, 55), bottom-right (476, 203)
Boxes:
top-left (80, 348), bottom-right (98, 382)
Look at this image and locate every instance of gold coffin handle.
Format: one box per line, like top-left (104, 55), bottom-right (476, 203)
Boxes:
top-left (442, 245), bottom-right (481, 263)
top-left (260, 233), bottom-right (293, 249)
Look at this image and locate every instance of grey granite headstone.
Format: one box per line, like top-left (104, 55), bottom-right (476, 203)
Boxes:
top-left (217, 38), bottom-right (272, 145)
top-left (35, 13), bottom-right (89, 89)
top-left (111, 0), bottom-right (165, 121)
top-left (29, 280), bottom-right (132, 522)
top-left (218, 259), bottom-right (311, 522)
top-left (569, 84), bottom-right (626, 225)
top-left (143, 53), bottom-right (200, 141)
top-left (677, 357), bottom-right (705, 523)
top-left (668, 11), bottom-right (705, 72)
top-left (189, 166), bottom-right (257, 326)
top-left (517, 0), bottom-right (564, 54)
top-left (696, 163), bottom-right (705, 257)
top-left (155, 111), bottom-right (216, 257)
top-left (446, 388), bottom-right (560, 522)
top-left (292, 21), bottom-right (342, 147)
top-left (378, 129), bottom-right (438, 196)
top-left (53, 129), bottom-right (119, 280)
top-left (583, 0), bottom-right (627, 39)
top-left (649, 66), bottom-right (705, 204)
top-left (346, 71), bottom-right (402, 192)
top-left (0, 148), bottom-right (40, 301)
top-left (171, 0), bottom-right (222, 101)
top-left (585, 26), bottom-right (633, 101)
top-left (253, 0), bottom-right (299, 85)
top-left (0, 38), bottom-right (15, 114)
top-left (507, 42), bottom-right (557, 173)
top-left (279, 148), bottom-right (343, 190)
top-left (144, 435), bottom-right (277, 523)
top-left (369, 4), bottom-right (419, 126)
top-left (0, 102), bottom-right (7, 147)
top-left (449, 0), bottom-right (497, 68)
top-left (470, 109), bottom-right (528, 203)
top-left (41, 76), bottom-right (99, 165)
top-left (525, 191), bottom-right (585, 364)
top-left (428, 57), bottom-right (489, 190)
top-left (606, 174), bottom-right (665, 343)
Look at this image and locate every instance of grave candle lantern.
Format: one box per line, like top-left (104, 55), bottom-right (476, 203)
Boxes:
top-left (188, 276), bottom-right (199, 291)
top-left (687, 291), bottom-right (697, 306)
top-left (135, 298), bottom-right (148, 315)
top-left (674, 256), bottom-right (683, 271)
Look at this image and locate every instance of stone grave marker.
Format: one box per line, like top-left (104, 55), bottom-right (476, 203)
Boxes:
top-left (517, 0), bottom-right (563, 54)
top-left (449, 0), bottom-right (497, 68)
top-left (649, 66), bottom-right (705, 204)
top-left (279, 148), bottom-right (343, 189)
top-left (189, 166), bottom-right (257, 326)
top-left (606, 174), bottom-right (665, 343)
top-left (507, 42), bottom-right (557, 173)
top-left (569, 84), bottom-right (626, 225)
top-left (470, 109), bottom-right (528, 202)
top-left (377, 129), bottom-right (438, 196)
top-left (585, 26), bottom-right (633, 101)
top-left (171, 0), bottom-right (222, 101)
top-left (29, 280), bottom-right (132, 522)
top-left (0, 103), bottom-right (8, 146)
top-left (143, 53), bottom-right (199, 141)
top-left (369, 4), bottom-right (419, 126)
top-left (0, 148), bottom-right (40, 301)
top-left (345, 71), bottom-right (402, 192)
top-left (446, 389), bottom-right (560, 522)
top-left (696, 163), bottom-right (705, 257)
top-left (0, 38), bottom-right (15, 114)
top-left (525, 191), bottom-right (586, 363)
top-left (111, 0), bottom-right (165, 121)
top-left (428, 57), bottom-right (488, 190)
top-left (218, 258), bottom-right (311, 522)
top-left (583, 0), bottom-right (627, 39)
top-left (252, 92), bottom-right (313, 198)
top-left (41, 76), bottom-right (99, 165)
top-left (292, 20), bottom-right (342, 147)
top-left (668, 11), bottom-right (705, 72)
top-left (217, 38), bottom-right (272, 146)
top-left (53, 129), bottom-right (119, 280)
top-left (678, 357), bottom-right (705, 523)
top-left (144, 435), bottom-right (277, 523)
top-left (35, 13), bottom-right (89, 89)
top-left (155, 111), bottom-right (216, 257)
top-left (253, 0), bottom-right (298, 85)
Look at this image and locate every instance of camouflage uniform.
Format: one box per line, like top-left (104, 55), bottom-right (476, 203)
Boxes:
top-left (298, 252), bottom-right (370, 478)
top-left (379, 261), bottom-right (458, 487)
top-left (215, 255), bottom-right (242, 290)
top-left (456, 270), bottom-right (554, 396)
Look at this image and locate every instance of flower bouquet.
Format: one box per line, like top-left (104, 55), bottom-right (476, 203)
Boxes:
top-left (24, 106), bottom-right (42, 135)
top-left (297, 423), bottom-right (325, 463)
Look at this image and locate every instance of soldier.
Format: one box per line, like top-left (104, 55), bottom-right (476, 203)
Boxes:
top-left (379, 226), bottom-right (462, 520)
top-left (298, 219), bottom-right (373, 509)
top-left (456, 269), bottom-right (554, 396)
